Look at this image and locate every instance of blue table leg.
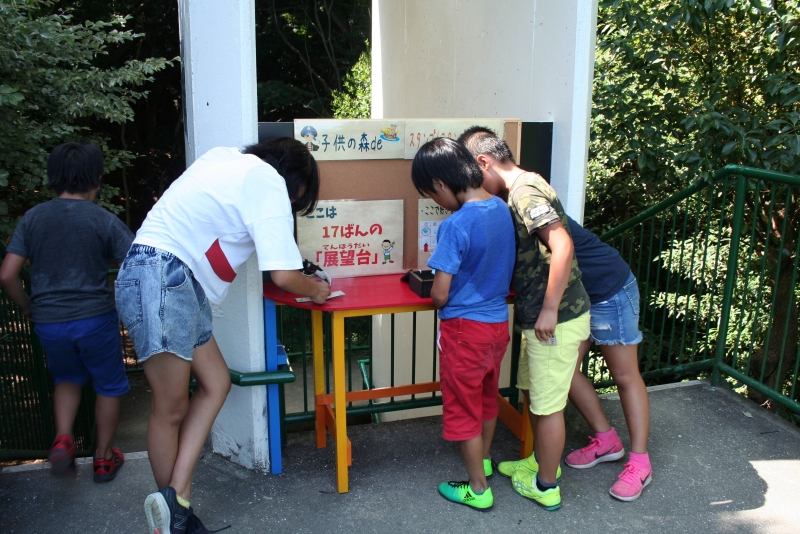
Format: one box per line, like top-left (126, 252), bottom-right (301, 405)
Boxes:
top-left (264, 299), bottom-right (282, 474)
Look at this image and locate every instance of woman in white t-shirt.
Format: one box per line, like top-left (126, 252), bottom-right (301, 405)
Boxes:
top-left (115, 137), bottom-right (330, 533)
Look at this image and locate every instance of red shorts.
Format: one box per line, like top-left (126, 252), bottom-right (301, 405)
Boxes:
top-left (438, 317), bottom-right (510, 441)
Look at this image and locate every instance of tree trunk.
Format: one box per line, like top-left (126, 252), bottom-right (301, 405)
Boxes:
top-left (746, 262), bottom-right (799, 408)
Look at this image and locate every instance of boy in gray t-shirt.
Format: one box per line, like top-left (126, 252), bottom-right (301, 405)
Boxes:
top-left (0, 142), bottom-right (133, 481)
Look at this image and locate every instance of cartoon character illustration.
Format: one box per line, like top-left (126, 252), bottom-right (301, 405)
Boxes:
top-left (380, 124), bottom-right (400, 142)
top-left (300, 125), bottom-right (319, 152)
top-left (381, 239), bottom-right (395, 264)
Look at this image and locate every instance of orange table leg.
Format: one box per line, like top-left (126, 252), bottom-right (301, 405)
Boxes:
top-left (520, 395), bottom-right (534, 459)
top-left (312, 310), bottom-right (326, 449)
top-left (332, 313), bottom-right (349, 493)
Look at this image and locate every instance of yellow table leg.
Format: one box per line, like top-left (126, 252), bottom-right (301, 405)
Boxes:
top-left (332, 313), bottom-right (349, 493)
top-left (312, 310), bottom-right (326, 449)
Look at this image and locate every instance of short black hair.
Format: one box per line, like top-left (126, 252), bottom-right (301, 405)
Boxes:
top-left (410, 137), bottom-right (483, 196)
top-left (457, 126), bottom-right (514, 163)
top-left (46, 142), bottom-right (104, 194)
top-left (242, 137), bottom-right (320, 216)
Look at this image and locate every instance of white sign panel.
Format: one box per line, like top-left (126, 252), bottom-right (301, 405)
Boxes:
top-left (296, 199), bottom-right (404, 278)
top-left (417, 198), bottom-right (453, 270)
top-left (404, 119), bottom-right (505, 160)
top-left (294, 119), bottom-right (405, 161)
top-left (294, 119), bottom-right (508, 161)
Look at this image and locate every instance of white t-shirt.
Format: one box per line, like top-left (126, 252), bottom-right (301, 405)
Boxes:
top-left (134, 147), bottom-right (303, 304)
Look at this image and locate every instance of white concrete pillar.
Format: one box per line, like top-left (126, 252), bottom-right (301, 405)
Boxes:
top-left (178, 0), bottom-right (268, 470)
top-left (371, 0), bottom-right (599, 221)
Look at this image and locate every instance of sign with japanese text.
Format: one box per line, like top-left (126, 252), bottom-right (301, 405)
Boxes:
top-left (294, 119), bottom-right (507, 161)
top-left (294, 119), bottom-right (405, 161)
top-left (417, 198), bottom-right (453, 270)
top-left (404, 119), bottom-right (504, 160)
top-left (296, 199), bottom-right (404, 278)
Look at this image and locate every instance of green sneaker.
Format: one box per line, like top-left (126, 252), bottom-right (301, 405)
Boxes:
top-left (483, 458), bottom-right (493, 478)
top-left (496, 453), bottom-right (562, 480)
top-left (437, 481), bottom-right (494, 511)
top-left (511, 471), bottom-right (561, 511)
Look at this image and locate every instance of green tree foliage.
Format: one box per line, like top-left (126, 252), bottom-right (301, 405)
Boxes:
top-left (255, 0), bottom-right (370, 120)
top-left (0, 0), bottom-right (171, 239)
top-left (588, 0), bottom-right (800, 230)
top-left (588, 0), bottom-right (800, 407)
top-left (331, 44), bottom-right (371, 118)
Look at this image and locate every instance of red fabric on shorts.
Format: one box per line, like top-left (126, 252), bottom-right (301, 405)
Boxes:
top-left (438, 317), bottom-right (510, 441)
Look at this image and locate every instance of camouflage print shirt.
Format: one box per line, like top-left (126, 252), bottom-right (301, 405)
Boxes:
top-left (508, 172), bottom-right (590, 329)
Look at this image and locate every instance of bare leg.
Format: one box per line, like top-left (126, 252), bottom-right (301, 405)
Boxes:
top-left (53, 382), bottom-right (82, 437)
top-left (521, 390), bottom-right (562, 485)
top-left (95, 394), bottom-right (121, 460)
top-left (533, 410), bottom-right (565, 484)
top-left (143, 352), bottom-right (191, 489)
top-left (568, 339), bottom-right (612, 434)
top-left (602, 344), bottom-right (649, 453)
top-left (168, 337), bottom-right (231, 500)
top-left (481, 417), bottom-right (497, 459)
top-left (460, 436), bottom-right (488, 492)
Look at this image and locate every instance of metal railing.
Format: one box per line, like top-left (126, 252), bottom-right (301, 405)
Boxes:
top-left (0, 243), bottom-right (96, 461)
top-left (599, 165), bottom-right (800, 418)
top-left (4, 163), bottom-right (797, 460)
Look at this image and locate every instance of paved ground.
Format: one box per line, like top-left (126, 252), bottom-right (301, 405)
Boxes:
top-left (2, 381), bottom-right (799, 534)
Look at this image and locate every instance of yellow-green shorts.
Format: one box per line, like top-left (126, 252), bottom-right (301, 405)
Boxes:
top-left (517, 312), bottom-right (590, 416)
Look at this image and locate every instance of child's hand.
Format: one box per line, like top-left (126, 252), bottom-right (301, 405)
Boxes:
top-left (533, 308), bottom-right (557, 341)
top-left (311, 281), bottom-right (332, 304)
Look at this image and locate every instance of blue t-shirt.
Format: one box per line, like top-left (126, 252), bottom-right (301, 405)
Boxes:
top-left (567, 215), bottom-right (631, 304)
top-left (427, 196), bottom-right (515, 323)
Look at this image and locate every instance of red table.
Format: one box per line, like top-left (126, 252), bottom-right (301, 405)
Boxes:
top-left (263, 274), bottom-right (530, 493)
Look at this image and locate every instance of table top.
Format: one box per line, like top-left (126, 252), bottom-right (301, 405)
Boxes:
top-left (263, 273), bottom-right (434, 312)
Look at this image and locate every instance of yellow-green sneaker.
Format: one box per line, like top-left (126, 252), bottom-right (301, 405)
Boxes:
top-left (511, 471), bottom-right (561, 511)
top-left (496, 453), bottom-right (562, 480)
top-left (437, 481), bottom-right (494, 511)
top-left (483, 458), bottom-right (493, 478)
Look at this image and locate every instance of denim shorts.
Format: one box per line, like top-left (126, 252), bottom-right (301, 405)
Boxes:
top-left (589, 273), bottom-right (643, 346)
top-left (34, 310), bottom-right (130, 397)
top-left (114, 244), bottom-right (212, 363)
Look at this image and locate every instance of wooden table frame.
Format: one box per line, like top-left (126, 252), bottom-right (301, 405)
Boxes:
top-left (265, 275), bottom-right (533, 493)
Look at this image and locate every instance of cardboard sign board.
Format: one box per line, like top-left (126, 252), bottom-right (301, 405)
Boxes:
top-left (417, 198), bottom-right (453, 270)
top-left (294, 119), bottom-right (405, 161)
top-left (296, 199), bottom-right (404, 278)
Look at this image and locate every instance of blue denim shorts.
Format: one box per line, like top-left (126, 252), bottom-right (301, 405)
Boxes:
top-left (34, 310), bottom-right (130, 396)
top-left (115, 244), bottom-right (212, 363)
top-left (589, 273), bottom-right (643, 346)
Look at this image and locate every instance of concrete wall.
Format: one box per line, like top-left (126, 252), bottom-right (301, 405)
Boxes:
top-left (372, 0), bottom-right (599, 221)
top-left (178, 0), bottom-right (269, 471)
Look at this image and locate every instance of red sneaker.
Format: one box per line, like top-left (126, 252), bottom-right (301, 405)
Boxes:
top-left (48, 434), bottom-right (76, 477)
top-left (93, 447), bottom-right (124, 482)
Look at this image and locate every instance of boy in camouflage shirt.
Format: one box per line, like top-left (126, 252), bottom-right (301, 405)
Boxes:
top-left (458, 127), bottom-right (590, 511)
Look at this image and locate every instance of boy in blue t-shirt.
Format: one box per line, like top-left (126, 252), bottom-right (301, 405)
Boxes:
top-left (0, 142), bottom-right (133, 481)
top-left (411, 138), bottom-right (516, 511)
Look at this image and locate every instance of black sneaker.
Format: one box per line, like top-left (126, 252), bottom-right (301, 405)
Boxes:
top-left (187, 510), bottom-right (231, 534)
top-left (144, 486), bottom-right (191, 533)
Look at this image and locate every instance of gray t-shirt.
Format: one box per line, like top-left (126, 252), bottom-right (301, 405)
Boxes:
top-left (6, 198), bottom-right (134, 323)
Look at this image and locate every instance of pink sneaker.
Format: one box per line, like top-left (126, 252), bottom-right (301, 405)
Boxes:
top-left (609, 461), bottom-right (652, 501)
top-left (565, 431), bottom-right (625, 469)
